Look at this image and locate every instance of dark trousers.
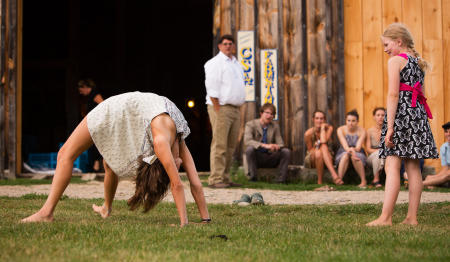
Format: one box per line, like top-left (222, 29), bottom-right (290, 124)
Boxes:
top-left (245, 146), bottom-right (291, 182)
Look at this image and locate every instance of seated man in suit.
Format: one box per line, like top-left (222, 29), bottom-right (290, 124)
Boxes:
top-left (244, 103), bottom-right (291, 183)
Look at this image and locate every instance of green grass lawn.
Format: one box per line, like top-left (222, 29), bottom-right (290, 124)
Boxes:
top-left (1, 196), bottom-right (448, 262)
top-left (0, 177), bottom-right (87, 186)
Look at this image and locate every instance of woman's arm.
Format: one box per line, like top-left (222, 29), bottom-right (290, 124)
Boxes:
top-left (304, 129), bottom-right (315, 153)
top-left (355, 127), bottom-right (366, 152)
top-left (337, 126), bottom-right (350, 152)
top-left (320, 124), bottom-right (333, 143)
top-left (385, 57), bottom-right (402, 148)
top-left (152, 116), bottom-right (188, 226)
top-left (365, 128), bottom-right (376, 154)
top-left (179, 140), bottom-right (210, 220)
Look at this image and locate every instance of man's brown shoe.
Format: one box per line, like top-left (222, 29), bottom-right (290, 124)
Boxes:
top-left (208, 183), bottom-right (230, 189)
top-left (228, 182), bottom-right (242, 187)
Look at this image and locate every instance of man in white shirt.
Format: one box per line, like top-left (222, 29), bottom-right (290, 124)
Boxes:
top-left (204, 35), bottom-right (246, 188)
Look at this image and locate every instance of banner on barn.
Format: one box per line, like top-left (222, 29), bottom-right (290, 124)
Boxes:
top-left (237, 31), bottom-right (255, 102)
top-left (260, 49), bottom-right (278, 120)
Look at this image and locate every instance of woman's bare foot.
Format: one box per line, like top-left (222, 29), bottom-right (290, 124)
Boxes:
top-left (92, 204), bottom-right (111, 218)
top-left (366, 217), bottom-right (392, 226)
top-left (358, 183), bottom-right (367, 189)
top-left (401, 218), bottom-right (418, 225)
top-left (333, 176), bottom-right (344, 185)
top-left (21, 211), bottom-right (54, 223)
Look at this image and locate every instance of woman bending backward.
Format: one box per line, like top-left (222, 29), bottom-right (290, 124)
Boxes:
top-left (22, 92), bottom-right (210, 227)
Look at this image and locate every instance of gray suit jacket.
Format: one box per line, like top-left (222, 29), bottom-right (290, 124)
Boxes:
top-left (244, 119), bottom-right (285, 149)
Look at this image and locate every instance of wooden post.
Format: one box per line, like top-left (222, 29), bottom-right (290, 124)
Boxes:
top-left (0, 0), bottom-right (5, 178)
top-left (306, 0), bottom-right (331, 124)
top-left (235, 0), bottom-right (256, 162)
top-left (0, 0), bottom-right (17, 178)
top-left (15, 0), bottom-right (21, 174)
top-left (213, 0), bottom-right (221, 55)
top-left (281, 0), bottom-right (307, 164)
top-left (7, 0), bottom-right (17, 178)
top-left (329, 0), bottom-right (345, 128)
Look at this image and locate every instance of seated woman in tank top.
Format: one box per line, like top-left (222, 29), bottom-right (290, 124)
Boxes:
top-left (335, 110), bottom-right (367, 188)
top-left (365, 107), bottom-right (386, 188)
top-left (304, 110), bottom-right (343, 185)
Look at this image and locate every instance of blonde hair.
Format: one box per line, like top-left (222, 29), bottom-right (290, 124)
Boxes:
top-left (382, 23), bottom-right (429, 71)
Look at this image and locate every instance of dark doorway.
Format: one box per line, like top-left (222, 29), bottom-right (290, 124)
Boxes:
top-left (22, 0), bottom-right (213, 171)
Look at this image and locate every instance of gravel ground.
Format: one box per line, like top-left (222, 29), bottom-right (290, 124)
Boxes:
top-left (1, 180), bottom-right (449, 205)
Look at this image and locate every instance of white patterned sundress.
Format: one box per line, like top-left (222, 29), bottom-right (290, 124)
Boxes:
top-left (379, 54), bottom-right (438, 159)
top-left (87, 92), bottom-right (190, 177)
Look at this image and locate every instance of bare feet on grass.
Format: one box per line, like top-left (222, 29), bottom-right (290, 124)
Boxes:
top-left (358, 183), bottom-right (367, 189)
top-left (92, 204), bottom-right (111, 218)
top-left (366, 217), bottom-right (392, 226)
top-left (401, 218), bottom-right (418, 225)
top-left (21, 211), bottom-right (54, 223)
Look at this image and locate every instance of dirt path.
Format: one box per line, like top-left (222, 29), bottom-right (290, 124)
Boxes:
top-left (1, 180), bottom-right (450, 205)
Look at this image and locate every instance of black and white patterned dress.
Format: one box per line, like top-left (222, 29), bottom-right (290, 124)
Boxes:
top-left (379, 54), bottom-right (438, 159)
top-left (87, 92), bottom-right (190, 177)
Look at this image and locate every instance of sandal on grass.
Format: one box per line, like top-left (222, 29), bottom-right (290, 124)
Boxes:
top-left (371, 181), bottom-right (383, 188)
top-left (250, 192), bottom-right (265, 205)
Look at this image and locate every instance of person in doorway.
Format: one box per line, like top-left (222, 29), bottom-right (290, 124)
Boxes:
top-left (22, 92), bottom-right (210, 227)
top-left (244, 103), bottom-right (291, 183)
top-left (304, 110), bottom-right (343, 185)
top-left (204, 35), bottom-right (246, 188)
top-left (78, 78), bottom-right (104, 172)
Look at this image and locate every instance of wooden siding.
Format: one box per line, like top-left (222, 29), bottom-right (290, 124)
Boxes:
top-left (214, 0), bottom-right (345, 164)
top-left (344, 0), bottom-right (450, 170)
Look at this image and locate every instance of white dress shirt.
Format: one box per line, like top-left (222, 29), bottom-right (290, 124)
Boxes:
top-left (204, 51), bottom-right (246, 106)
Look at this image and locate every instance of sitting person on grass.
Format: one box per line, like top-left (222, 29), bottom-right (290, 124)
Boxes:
top-left (422, 122), bottom-right (450, 188)
top-left (335, 110), bottom-right (367, 188)
top-left (365, 107), bottom-right (386, 188)
top-left (244, 103), bottom-right (290, 183)
top-left (304, 110), bottom-right (343, 185)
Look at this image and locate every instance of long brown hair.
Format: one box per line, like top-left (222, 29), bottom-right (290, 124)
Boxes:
top-left (382, 23), bottom-right (429, 71)
top-left (127, 156), bottom-right (170, 213)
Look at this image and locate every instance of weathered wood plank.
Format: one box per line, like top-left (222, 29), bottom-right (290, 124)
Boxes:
top-left (362, 0), bottom-right (383, 128)
top-left (0, 0), bottom-right (5, 178)
top-left (16, 0), bottom-right (22, 174)
top-left (443, 0), bottom-right (450, 124)
top-left (344, 0), bottom-right (364, 115)
top-left (282, 0), bottom-right (306, 164)
top-left (220, 0), bottom-right (233, 35)
top-left (213, 0), bottom-right (221, 54)
top-left (422, 0), bottom-right (444, 170)
top-left (381, 0), bottom-right (402, 103)
top-left (235, 0), bottom-right (256, 161)
top-left (7, 0), bottom-right (17, 178)
top-left (257, 0), bottom-right (279, 49)
top-left (329, 0), bottom-right (345, 128)
top-left (306, 0), bottom-right (330, 124)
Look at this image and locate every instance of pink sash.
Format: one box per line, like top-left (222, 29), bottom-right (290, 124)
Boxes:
top-left (399, 82), bottom-right (433, 119)
top-left (397, 53), bottom-right (432, 119)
